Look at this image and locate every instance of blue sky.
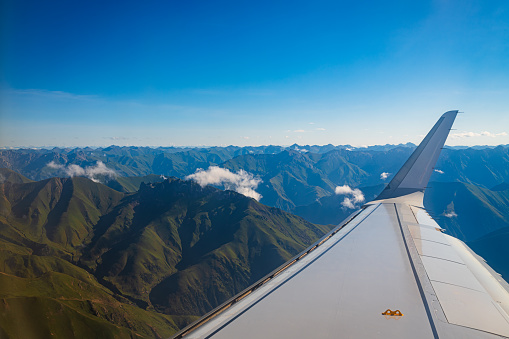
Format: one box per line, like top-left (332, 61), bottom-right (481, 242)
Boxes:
top-left (1, 0), bottom-right (508, 147)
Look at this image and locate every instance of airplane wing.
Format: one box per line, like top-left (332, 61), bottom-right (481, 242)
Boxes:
top-left (173, 111), bottom-right (509, 339)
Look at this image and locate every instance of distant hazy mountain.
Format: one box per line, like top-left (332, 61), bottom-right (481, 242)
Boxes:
top-left (2, 145), bottom-right (508, 212)
top-left (0, 170), bottom-right (330, 337)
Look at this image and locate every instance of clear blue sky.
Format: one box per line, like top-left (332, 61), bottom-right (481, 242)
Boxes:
top-left (1, 0), bottom-right (508, 147)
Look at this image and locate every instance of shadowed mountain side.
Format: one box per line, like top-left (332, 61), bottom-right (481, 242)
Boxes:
top-left (77, 178), bottom-right (331, 316)
top-left (423, 182), bottom-right (509, 279)
top-left (424, 182), bottom-right (509, 242)
top-left (434, 146), bottom-right (509, 188)
top-left (491, 182), bottom-right (509, 191)
top-left (149, 200), bottom-right (329, 316)
top-left (468, 227), bottom-right (509, 279)
top-left (105, 173), bottom-right (166, 192)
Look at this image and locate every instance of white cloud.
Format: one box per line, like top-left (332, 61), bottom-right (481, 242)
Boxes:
top-left (186, 166), bottom-right (262, 201)
top-left (451, 131), bottom-right (507, 139)
top-left (444, 211), bottom-right (458, 218)
top-left (481, 131), bottom-right (508, 137)
top-left (341, 197), bottom-right (355, 209)
top-left (293, 129), bottom-right (305, 133)
top-left (47, 161), bottom-right (65, 170)
top-left (8, 88), bottom-right (97, 101)
top-left (380, 172), bottom-right (390, 180)
top-left (434, 169), bottom-right (444, 174)
top-left (46, 161), bottom-right (117, 183)
top-left (292, 146), bottom-right (309, 153)
top-left (160, 175), bottom-right (167, 180)
top-left (335, 185), bottom-right (365, 209)
top-left (308, 122), bottom-right (315, 125)
top-left (315, 127), bottom-right (326, 131)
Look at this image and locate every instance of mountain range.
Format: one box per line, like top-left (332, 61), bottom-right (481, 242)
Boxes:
top-left (2, 145), bottom-right (509, 212)
top-left (0, 168), bottom-right (330, 338)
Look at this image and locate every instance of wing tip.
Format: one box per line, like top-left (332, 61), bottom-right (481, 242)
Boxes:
top-left (442, 110), bottom-right (459, 118)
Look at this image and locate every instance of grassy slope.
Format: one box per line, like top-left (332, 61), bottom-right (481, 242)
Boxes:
top-left (0, 175), bottom-right (331, 337)
top-left (0, 177), bottom-right (185, 338)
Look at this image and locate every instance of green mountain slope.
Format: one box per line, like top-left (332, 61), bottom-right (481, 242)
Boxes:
top-left (0, 168), bottom-right (33, 184)
top-left (78, 178), bottom-right (330, 316)
top-left (0, 176), bottom-right (330, 337)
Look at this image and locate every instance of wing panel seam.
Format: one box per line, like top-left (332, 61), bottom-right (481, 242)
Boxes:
top-left (394, 203), bottom-right (440, 339)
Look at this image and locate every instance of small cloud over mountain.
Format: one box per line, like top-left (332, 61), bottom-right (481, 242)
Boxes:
top-left (380, 172), bottom-right (390, 180)
top-left (47, 161), bottom-right (117, 183)
top-left (434, 169), bottom-right (444, 174)
top-left (444, 211), bottom-right (458, 218)
top-left (186, 166), bottom-right (262, 201)
top-left (292, 146), bottom-right (308, 153)
top-left (335, 185), bottom-right (365, 209)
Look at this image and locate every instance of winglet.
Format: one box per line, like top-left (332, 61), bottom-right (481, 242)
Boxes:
top-left (375, 110), bottom-right (458, 200)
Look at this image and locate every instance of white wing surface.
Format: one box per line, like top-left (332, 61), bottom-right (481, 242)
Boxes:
top-left (174, 111), bottom-right (509, 339)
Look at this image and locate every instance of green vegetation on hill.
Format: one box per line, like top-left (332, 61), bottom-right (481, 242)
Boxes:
top-left (0, 168), bottom-right (33, 184)
top-left (0, 173), bottom-right (330, 338)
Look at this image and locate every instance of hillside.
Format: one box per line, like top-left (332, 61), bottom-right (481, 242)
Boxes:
top-left (0, 175), bottom-right (330, 337)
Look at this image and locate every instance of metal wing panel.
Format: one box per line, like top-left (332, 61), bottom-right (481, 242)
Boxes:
top-left (179, 204), bottom-right (437, 339)
top-left (397, 203), bottom-right (509, 338)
